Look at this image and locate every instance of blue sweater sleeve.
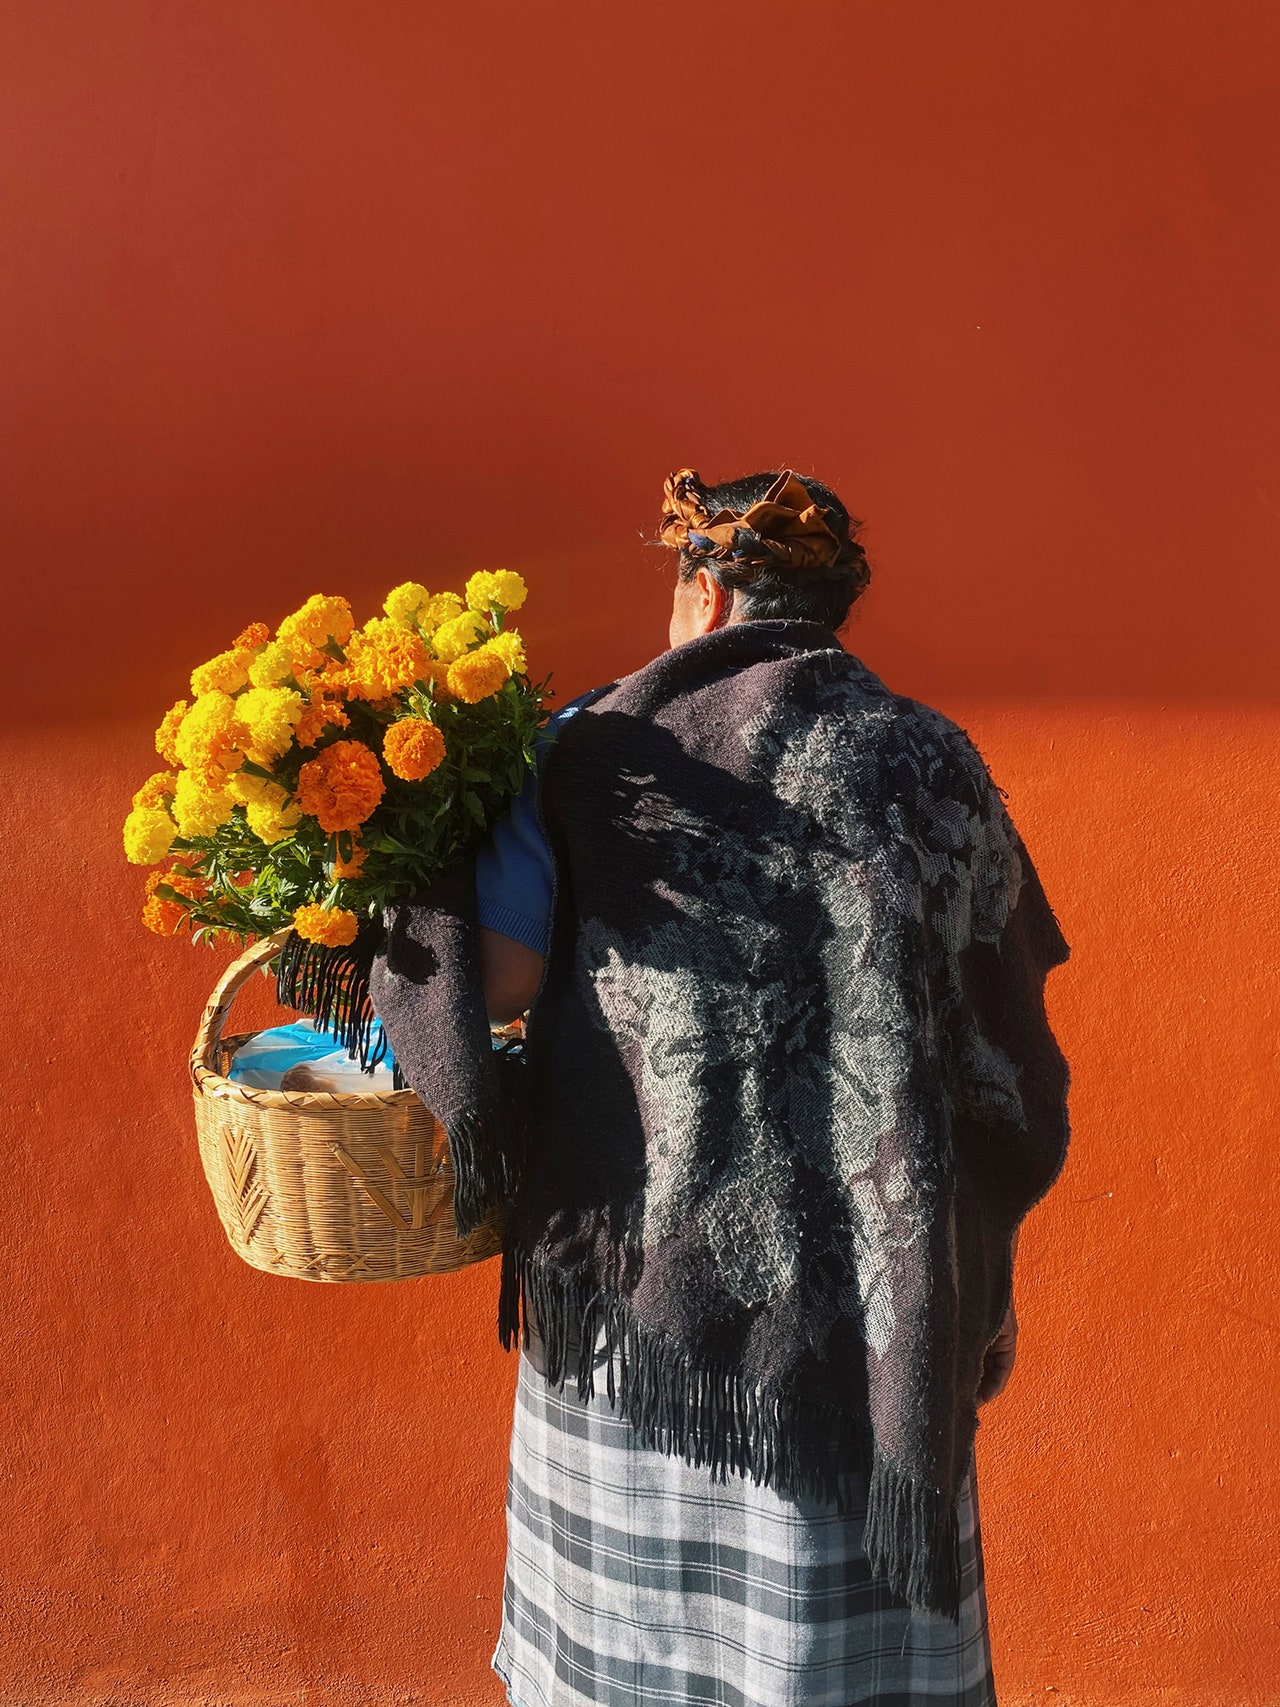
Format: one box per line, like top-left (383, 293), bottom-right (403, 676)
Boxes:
top-left (473, 696), bottom-right (589, 954)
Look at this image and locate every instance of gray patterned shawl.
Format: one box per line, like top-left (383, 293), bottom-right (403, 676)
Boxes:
top-left (370, 619), bottom-right (1071, 1619)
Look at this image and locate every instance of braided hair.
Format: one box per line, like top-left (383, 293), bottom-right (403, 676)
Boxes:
top-left (664, 469), bottom-right (870, 630)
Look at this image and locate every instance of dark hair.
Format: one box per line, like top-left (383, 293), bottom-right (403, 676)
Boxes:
top-left (672, 470), bottom-right (870, 630)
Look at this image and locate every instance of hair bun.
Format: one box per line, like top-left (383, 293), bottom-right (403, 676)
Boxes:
top-left (660, 467), bottom-right (845, 573)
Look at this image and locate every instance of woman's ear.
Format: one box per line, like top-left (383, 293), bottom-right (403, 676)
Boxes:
top-left (695, 566), bottom-right (731, 631)
top-left (692, 566), bottom-right (730, 635)
top-left (668, 565), bottom-right (733, 648)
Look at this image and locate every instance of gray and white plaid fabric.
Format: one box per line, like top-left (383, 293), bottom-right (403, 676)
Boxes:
top-left (493, 1332), bottom-right (997, 1707)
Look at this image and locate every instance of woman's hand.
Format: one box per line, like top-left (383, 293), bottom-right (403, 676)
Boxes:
top-left (977, 1298), bottom-right (1018, 1405)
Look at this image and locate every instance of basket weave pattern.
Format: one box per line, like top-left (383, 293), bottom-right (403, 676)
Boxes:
top-left (190, 931), bottom-right (505, 1282)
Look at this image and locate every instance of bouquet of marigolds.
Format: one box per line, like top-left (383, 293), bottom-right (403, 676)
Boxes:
top-left (122, 570), bottom-right (545, 1061)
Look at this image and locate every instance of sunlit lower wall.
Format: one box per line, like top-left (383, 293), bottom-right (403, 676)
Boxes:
top-left (4, 1), bottom-right (1279, 1703)
top-left (6, 705), bottom-right (1277, 1707)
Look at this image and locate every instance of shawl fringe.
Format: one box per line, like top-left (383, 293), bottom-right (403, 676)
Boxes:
top-left (444, 1082), bottom-right (525, 1239)
top-left (863, 1455), bottom-right (962, 1622)
top-left (275, 922), bottom-right (389, 1074)
top-left (498, 1241), bottom-right (867, 1510)
top-left (499, 1240), bottom-right (961, 1618)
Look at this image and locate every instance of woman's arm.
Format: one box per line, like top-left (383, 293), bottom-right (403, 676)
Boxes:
top-left (977, 1226), bottom-right (1020, 1405)
top-left (478, 926), bottom-right (544, 1026)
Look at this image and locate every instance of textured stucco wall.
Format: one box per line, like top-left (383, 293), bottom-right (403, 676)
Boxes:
top-left (3, 2), bottom-right (1278, 1702)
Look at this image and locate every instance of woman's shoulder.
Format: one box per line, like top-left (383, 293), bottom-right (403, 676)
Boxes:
top-left (538, 684), bottom-right (613, 744)
top-left (875, 687), bottom-right (1000, 792)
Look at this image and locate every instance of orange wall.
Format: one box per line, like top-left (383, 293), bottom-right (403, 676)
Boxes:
top-left (3, 4), bottom-right (1278, 1704)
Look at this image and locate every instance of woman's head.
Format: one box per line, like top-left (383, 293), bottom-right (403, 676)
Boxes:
top-left (660, 467), bottom-right (870, 648)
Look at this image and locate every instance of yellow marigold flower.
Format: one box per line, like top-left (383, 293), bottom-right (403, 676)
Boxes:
top-left (295, 694), bottom-right (350, 749)
top-left (155, 699), bottom-right (189, 766)
top-left (233, 772), bottom-right (301, 840)
top-left (296, 739), bottom-right (385, 833)
top-left (333, 840), bottom-right (368, 878)
top-left (172, 769), bottom-right (236, 837)
top-left (465, 569), bottom-right (527, 613)
top-left (447, 647), bottom-right (508, 704)
top-left (246, 796), bottom-right (302, 844)
top-left (190, 647), bottom-right (253, 698)
top-left (228, 771), bottom-right (283, 807)
top-left (432, 609), bottom-right (489, 664)
top-left (421, 591), bottom-right (464, 631)
top-left (342, 617), bottom-right (432, 700)
top-left (292, 903), bottom-right (360, 948)
top-left (487, 630), bottom-right (526, 675)
top-left (248, 641), bottom-right (296, 689)
top-left (383, 581), bottom-right (433, 627)
top-left (236, 685), bottom-right (305, 765)
top-left (123, 805), bottom-right (177, 865)
top-left (233, 622), bottom-right (270, 650)
top-left (141, 867), bottom-right (204, 936)
top-left (276, 594), bottom-right (356, 671)
top-left (383, 717), bottom-right (447, 781)
top-left (132, 771), bottom-right (178, 810)
top-left (174, 692), bottom-right (243, 782)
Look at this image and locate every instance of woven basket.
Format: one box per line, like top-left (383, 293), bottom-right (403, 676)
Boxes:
top-left (190, 929), bottom-right (506, 1282)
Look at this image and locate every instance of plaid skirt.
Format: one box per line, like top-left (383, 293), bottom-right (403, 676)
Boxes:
top-left (492, 1328), bottom-right (997, 1707)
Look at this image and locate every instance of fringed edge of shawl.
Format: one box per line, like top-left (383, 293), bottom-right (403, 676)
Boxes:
top-left (498, 1240), bottom-right (963, 1621)
top-left (275, 922), bottom-right (388, 1073)
top-left (497, 1242), bottom-right (867, 1508)
top-left (446, 1086), bottom-right (525, 1240)
top-left (863, 1455), bottom-right (962, 1622)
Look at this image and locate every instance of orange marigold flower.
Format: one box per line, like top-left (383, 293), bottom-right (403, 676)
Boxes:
top-left (333, 841), bottom-right (368, 878)
top-left (233, 621), bottom-right (271, 650)
top-left (423, 659), bottom-right (454, 698)
top-left (276, 594), bottom-right (355, 671)
top-left (342, 617), bottom-right (432, 701)
top-left (141, 867), bottom-right (204, 936)
top-left (446, 647), bottom-right (508, 704)
top-left (298, 655), bottom-right (350, 694)
top-left (292, 902), bottom-right (360, 947)
top-left (296, 738), bottom-right (385, 833)
top-left (155, 699), bottom-right (189, 766)
top-left (383, 717), bottom-right (447, 781)
top-left (295, 694), bottom-right (351, 749)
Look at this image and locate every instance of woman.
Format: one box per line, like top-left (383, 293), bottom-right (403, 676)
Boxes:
top-left (372, 467), bottom-right (1071, 1707)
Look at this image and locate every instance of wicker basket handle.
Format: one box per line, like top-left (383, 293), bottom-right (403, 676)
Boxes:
top-left (188, 924), bottom-right (520, 1102)
top-left (190, 928), bottom-right (294, 1082)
